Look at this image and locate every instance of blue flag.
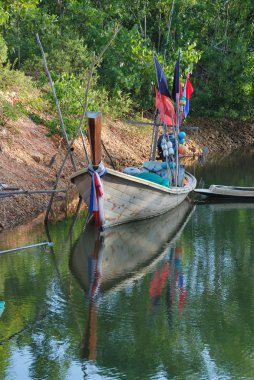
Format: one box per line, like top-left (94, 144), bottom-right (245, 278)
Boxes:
top-left (153, 55), bottom-right (171, 98)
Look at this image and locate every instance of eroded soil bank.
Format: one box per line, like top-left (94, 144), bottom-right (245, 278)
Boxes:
top-left (0, 116), bottom-right (254, 231)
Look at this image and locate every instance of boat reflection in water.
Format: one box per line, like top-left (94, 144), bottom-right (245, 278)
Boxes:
top-left (69, 200), bottom-right (193, 359)
top-left (70, 200), bottom-right (193, 296)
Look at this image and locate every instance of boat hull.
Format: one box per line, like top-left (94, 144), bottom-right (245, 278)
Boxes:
top-left (71, 167), bottom-right (196, 228)
top-left (194, 185), bottom-right (254, 200)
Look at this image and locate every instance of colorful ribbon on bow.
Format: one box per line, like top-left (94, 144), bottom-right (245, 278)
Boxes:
top-left (88, 162), bottom-right (107, 230)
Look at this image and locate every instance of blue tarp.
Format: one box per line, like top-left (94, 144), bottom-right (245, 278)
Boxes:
top-left (134, 171), bottom-right (170, 187)
top-left (0, 301), bottom-right (5, 317)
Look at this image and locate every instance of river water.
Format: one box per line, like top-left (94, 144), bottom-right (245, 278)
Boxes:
top-left (1, 145), bottom-right (254, 380)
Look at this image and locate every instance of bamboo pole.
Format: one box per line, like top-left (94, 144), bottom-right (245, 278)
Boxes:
top-left (36, 33), bottom-right (77, 171)
top-left (44, 53), bottom-right (96, 224)
top-left (150, 113), bottom-right (160, 161)
top-left (101, 139), bottom-right (116, 170)
top-left (0, 189), bottom-right (66, 198)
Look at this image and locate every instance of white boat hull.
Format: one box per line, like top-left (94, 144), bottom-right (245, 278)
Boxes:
top-left (194, 184), bottom-right (254, 199)
top-left (71, 167), bottom-right (197, 228)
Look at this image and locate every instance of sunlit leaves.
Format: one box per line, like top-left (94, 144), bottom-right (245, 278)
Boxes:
top-left (0, 0), bottom-right (254, 120)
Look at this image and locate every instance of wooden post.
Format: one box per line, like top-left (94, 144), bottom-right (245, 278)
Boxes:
top-left (87, 112), bottom-right (102, 166)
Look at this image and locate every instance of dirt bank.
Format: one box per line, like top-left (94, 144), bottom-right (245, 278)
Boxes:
top-left (0, 115), bottom-right (254, 231)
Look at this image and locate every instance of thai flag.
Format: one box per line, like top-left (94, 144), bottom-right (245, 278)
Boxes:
top-left (89, 171), bottom-right (104, 229)
top-left (183, 75), bottom-right (194, 118)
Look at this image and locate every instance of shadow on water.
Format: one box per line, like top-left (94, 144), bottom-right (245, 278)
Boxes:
top-left (69, 200), bottom-right (194, 360)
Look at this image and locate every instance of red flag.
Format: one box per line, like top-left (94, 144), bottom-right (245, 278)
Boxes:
top-left (155, 87), bottom-right (176, 125)
top-left (186, 76), bottom-right (194, 99)
top-left (183, 75), bottom-right (194, 118)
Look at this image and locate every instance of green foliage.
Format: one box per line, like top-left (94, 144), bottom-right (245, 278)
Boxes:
top-left (108, 89), bottom-right (133, 118)
top-left (0, 95), bottom-right (21, 125)
top-left (178, 0), bottom-right (254, 118)
top-left (47, 39), bottom-right (91, 77)
top-left (39, 72), bottom-right (133, 138)
top-left (0, 65), bottom-right (45, 124)
top-left (0, 35), bottom-right (7, 64)
top-left (0, 0), bottom-right (253, 127)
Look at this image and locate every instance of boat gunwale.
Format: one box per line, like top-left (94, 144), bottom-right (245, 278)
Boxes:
top-left (70, 167), bottom-right (197, 194)
top-left (210, 185), bottom-right (254, 192)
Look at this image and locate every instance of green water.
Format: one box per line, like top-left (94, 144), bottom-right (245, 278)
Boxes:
top-left (1, 146), bottom-right (254, 380)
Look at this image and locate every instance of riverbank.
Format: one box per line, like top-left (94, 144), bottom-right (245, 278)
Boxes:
top-left (0, 115), bottom-right (254, 231)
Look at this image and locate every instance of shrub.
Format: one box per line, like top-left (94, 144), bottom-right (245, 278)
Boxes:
top-left (0, 64), bottom-right (45, 123)
top-left (0, 35), bottom-right (7, 65)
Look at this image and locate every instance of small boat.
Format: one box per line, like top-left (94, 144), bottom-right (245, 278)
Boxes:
top-left (69, 199), bottom-right (193, 296)
top-left (71, 112), bottom-right (196, 229)
top-left (194, 184), bottom-right (254, 200)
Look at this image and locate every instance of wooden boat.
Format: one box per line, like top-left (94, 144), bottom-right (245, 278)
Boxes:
top-left (70, 112), bottom-right (197, 229)
top-left (69, 199), bottom-right (193, 296)
top-left (194, 184), bottom-right (254, 200)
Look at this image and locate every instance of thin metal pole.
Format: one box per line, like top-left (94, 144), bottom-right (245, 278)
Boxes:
top-left (127, 120), bottom-right (198, 131)
top-left (162, 0), bottom-right (175, 66)
top-left (175, 107), bottom-right (180, 186)
top-left (0, 241), bottom-right (53, 254)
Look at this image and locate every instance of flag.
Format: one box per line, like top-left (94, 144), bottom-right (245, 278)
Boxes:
top-left (153, 54), bottom-right (171, 98)
top-left (183, 75), bottom-right (194, 118)
top-left (155, 87), bottom-right (176, 125)
top-left (172, 53), bottom-right (181, 104)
